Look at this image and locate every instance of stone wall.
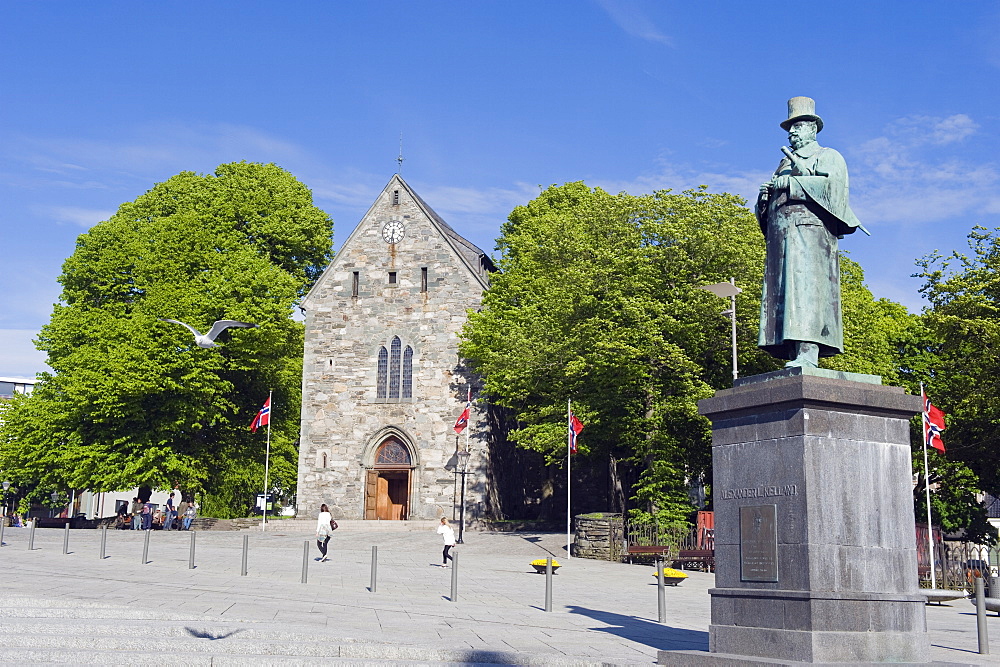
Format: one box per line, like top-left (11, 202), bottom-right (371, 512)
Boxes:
top-left (296, 175), bottom-right (490, 520)
top-left (573, 512), bottom-right (623, 560)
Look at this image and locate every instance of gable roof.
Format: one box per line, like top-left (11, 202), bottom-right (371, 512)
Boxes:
top-left (301, 175), bottom-right (495, 310)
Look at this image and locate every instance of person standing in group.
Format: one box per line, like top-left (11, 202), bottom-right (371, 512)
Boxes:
top-left (315, 504), bottom-right (336, 562)
top-left (163, 492), bottom-right (177, 531)
top-left (176, 497), bottom-right (189, 530)
top-left (141, 500), bottom-right (153, 530)
top-left (437, 517), bottom-right (456, 567)
top-left (130, 497), bottom-right (142, 530)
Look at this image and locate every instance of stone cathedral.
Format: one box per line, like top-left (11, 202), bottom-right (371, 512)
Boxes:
top-left (296, 174), bottom-right (494, 520)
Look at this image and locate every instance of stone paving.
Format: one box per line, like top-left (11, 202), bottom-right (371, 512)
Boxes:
top-left (0, 524), bottom-right (994, 664)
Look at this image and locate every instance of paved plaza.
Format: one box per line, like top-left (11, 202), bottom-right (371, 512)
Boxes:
top-left (0, 524), bottom-right (994, 664)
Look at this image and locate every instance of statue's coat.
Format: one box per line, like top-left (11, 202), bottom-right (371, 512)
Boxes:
top-left (755, 142), bottom-right (860, 359)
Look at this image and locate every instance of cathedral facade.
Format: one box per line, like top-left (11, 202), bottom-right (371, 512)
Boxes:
top-left (296, 175), bottom-right (493, 520)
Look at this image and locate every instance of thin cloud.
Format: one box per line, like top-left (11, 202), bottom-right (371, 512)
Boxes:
top-left (33, 205), bottom-right (115, 228)
top-left (592, 163), bottom-right (768, 204)
top-left (850, 113), bottom-right (1000, 225)
top-left (595, 0), bottom-right (672, 46)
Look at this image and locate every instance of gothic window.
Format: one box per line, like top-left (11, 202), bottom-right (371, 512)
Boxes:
top-left (352, 271), bottom-right (359, 298)
top-left (375, 439), bottom-right (411, 466)
top-left (376, 338), bottom-right (415, 402)
top-left (389, 336), bottom-right (402, 398)
top-left (402, 346), bottom-right (413, 398)
top-left (421, 267), bottom-right (428, 292)
top-left (377, 346), bottom-right (388, 398)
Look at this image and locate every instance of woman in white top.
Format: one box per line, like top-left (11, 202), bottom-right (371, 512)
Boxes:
top-left (316, 504), bottom-right (335, 562)
top-left (437, 517), bottom-right (456, 566)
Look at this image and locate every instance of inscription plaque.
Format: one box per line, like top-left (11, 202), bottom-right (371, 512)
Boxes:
top-left (740, 504), bottom-right (778, 582)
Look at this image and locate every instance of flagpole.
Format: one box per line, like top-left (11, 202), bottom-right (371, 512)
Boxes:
top-left (567, 398), bottom-right (572, 560)
top-left (921, 383), bottom-right (936, 589)
top-left (262, 390), bottom-right (272, 533)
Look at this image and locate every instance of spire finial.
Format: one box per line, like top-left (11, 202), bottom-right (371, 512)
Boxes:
top-left (396, 133), bottom-right (404, 174)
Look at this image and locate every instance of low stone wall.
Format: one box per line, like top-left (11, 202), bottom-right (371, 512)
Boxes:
top-left (573, 512), bottom-right (622, 560)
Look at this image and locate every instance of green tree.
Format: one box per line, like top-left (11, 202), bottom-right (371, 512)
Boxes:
top-left (461, 183), bottom-right (774, 526)
top-left (914, 226), bottom-right (1000, 496)
top-left (462, 183), bottom-right (921, 528)
top-left (0, 162), bottom-right (332, 517)
top-left (823, 255), bottom-right (923, 385)
top-left (906, 225), bottom-right (1000, 542)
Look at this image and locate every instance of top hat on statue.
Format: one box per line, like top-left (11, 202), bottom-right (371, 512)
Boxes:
top-left (780, 96), bottom-right (824, 132)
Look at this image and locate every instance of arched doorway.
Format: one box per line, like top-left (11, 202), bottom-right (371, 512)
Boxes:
top-left (364, 438), bottom-right (412, 520)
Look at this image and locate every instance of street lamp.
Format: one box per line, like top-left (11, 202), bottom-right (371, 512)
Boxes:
top-left (455, 449), bottom-right (472, 544)
top-left (699, 278), bottom-right (743, 382)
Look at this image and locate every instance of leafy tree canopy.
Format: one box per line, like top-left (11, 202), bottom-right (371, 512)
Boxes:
top-left (909, 225), bottom-right (1000, 541)
top-left (0, 162), bottom-right (332, 517)
top-left (461, 183), bottom-right (773, 525)
top-left (462, 182), bottom-right (923, 528)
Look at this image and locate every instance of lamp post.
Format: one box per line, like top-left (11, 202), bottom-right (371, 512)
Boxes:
top-left (455, 449), bottom-right (471, 544)
top-left (698, 278), bottom-right (743, 382)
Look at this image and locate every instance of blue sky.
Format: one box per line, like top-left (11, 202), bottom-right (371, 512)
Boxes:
top-left (3, 1), bottom-right (999, 378)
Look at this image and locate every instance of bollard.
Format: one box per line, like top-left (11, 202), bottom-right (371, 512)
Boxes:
top-left (142, 528), bottom-right (150, 564)
top-left (450, 551), bottom-right (459, 602)
top-left (301, 540), bottom-right (309, 584)
top-left (657, 559), bottom-right (666, 623)
top-left (0, 518), bottom-right (5, 547)
top-left (28, 519), bottom-right (36, 550)
top-left (544, 557), bottom-right (553, 612)
top-left (976, 575), bottom-right (990, 655)
top-left (370, 546), bottom-right (378, 593)
top-left (99, 525), bottom-right (107, 560)
top-left (63, 523), bottom-right (70, 554)
top-left (241, 534), bottom-right (248, 576)
top-left (188, 531), bottom-right (196, 569)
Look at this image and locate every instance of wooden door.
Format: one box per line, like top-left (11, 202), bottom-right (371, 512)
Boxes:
top-left (364, 470), bottom-right (378, 520)
top-left (375, 475), bottom-right (391, 520)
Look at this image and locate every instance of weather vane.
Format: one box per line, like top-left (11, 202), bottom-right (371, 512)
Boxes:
top-left (396, 132), bottom-right (404, 174)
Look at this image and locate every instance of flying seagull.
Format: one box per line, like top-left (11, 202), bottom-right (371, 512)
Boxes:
top-left (160, 319), bottom-right (257, 348)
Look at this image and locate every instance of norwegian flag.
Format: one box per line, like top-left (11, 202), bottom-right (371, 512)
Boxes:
top-left (250, 397), bottom-right (271, 433)
top-left (921, 387), bottom-right (946, 453)
top-left (569, 413), bottom-right (584, 454)
top-left (454, 391), bottom-right (472, 435)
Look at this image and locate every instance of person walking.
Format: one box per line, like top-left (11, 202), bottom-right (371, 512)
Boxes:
top-left (437, 517), bottom-right (456, 567)
top-left (315, 504), bottom-right (336, 562)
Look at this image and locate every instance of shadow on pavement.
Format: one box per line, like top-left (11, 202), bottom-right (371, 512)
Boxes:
top-left (186, 627), bottom-right (243, 640)
top-left (566, 605), bottom-right (709, 651)
top-left (518, 534), bottom-right (564, 556)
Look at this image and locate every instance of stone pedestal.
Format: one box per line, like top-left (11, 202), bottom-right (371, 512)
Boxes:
top-left (660, 369), bottom-right (930, 664)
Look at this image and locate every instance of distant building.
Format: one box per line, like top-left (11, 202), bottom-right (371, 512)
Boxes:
top-left (0, 377), bottom-right (35, 401)
top-left (296, 175), bottom-right (494, 520)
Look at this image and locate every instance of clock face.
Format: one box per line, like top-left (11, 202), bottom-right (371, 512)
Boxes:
top-left (382, 220), bottom-right (405, 244)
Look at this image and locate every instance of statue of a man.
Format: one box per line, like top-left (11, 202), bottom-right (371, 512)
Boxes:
top-left (756, 97), bottom-right (865, 368)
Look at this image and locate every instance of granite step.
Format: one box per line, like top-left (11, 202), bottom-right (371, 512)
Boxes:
top-left (0, 598), bottom-right (611, 666)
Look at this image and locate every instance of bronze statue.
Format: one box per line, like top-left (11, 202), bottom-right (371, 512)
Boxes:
top-left (756, 97), bottom-right (867, 368)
